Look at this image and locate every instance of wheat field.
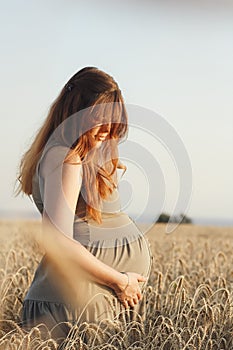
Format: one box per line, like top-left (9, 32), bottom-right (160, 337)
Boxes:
top-left (1, 221), bottom-right (233, 350)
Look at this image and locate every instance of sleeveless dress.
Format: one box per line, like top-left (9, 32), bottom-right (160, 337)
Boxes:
top-left (21, 144), bottom-right (153, 339)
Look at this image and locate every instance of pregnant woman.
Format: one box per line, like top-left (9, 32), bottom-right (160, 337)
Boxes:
top-left (15, 67), bottom-right (153, 339)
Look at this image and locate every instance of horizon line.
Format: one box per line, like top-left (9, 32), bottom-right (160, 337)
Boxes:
top-left (0, 210), bottom-right (232, 227)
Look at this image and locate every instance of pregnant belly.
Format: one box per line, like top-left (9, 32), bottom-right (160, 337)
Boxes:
top-left (25, 214), bottom-right (153, 311)
top-left (81, 212), bottom-right (153, 278)
top-left (74, 212), bottom-right (149, 246)
top-left (86, 233), bottom-right (152, 278)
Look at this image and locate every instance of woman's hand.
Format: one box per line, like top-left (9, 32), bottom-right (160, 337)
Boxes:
top-left (113, 272), bottom-right (147, 308)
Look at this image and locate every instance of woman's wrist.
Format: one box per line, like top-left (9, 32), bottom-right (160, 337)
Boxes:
top-left (106, 271), bottom-right (128, 292)
top-left (120, 272), bottom-right (129, 291)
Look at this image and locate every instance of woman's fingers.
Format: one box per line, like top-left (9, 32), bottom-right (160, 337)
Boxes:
top-left (137, 274), bottom-right (148, 282)
top-left (116, 272), bottom-right (148, 308)
top-left (123, 299), bottom-right (130, 309)
top-left (137, 290), bottom-right (142, 301)
top-left (121, 295), bottom-right (139, 308)
top-left (123, 298), bottom-right (133, 308)
top-left (128, 299), bottom-right (135, 308)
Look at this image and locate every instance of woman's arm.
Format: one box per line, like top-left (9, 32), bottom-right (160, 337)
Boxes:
top-left (38, 146), bottom-right (146, 307)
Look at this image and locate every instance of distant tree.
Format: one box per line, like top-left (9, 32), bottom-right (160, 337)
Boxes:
top-left (157, 213), bottom-right (170, 223)
top-left (171, 213), bottom-right (192, 224)
top-left (180, 213), bottom-right (192, 224)
top-left (157, 212), bottom-right (192, 224)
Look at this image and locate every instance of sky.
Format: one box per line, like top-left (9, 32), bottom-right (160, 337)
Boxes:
top-left (0, 0), bottom-right (232, 225)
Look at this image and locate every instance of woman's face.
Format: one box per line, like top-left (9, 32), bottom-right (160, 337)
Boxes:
top-left (89, 123), bottom-right (111, 147)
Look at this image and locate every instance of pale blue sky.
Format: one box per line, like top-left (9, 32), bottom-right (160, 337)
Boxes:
top-left (0, 0), bottom-right (232, 224)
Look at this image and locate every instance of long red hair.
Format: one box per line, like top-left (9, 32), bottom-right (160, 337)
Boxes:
top-left (14, 67), bottom-right (128, 224)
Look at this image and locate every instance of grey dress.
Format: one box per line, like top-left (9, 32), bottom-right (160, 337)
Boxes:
top-left (21, 144), bottom-right (153, 339)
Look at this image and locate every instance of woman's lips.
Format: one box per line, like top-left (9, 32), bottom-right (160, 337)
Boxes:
top-left (97, 137), bottom-right (106, 141)
top-left (95, 134), bottom-right (108, 141)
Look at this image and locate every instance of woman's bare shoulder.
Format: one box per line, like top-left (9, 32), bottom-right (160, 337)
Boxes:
top-left (65, 148), bottom-right (82, 165)
top-left (40, 145), bottom-right (81, 177)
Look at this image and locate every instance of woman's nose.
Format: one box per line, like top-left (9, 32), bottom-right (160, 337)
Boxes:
top-left (99, 123), bottom-right (111, 133)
